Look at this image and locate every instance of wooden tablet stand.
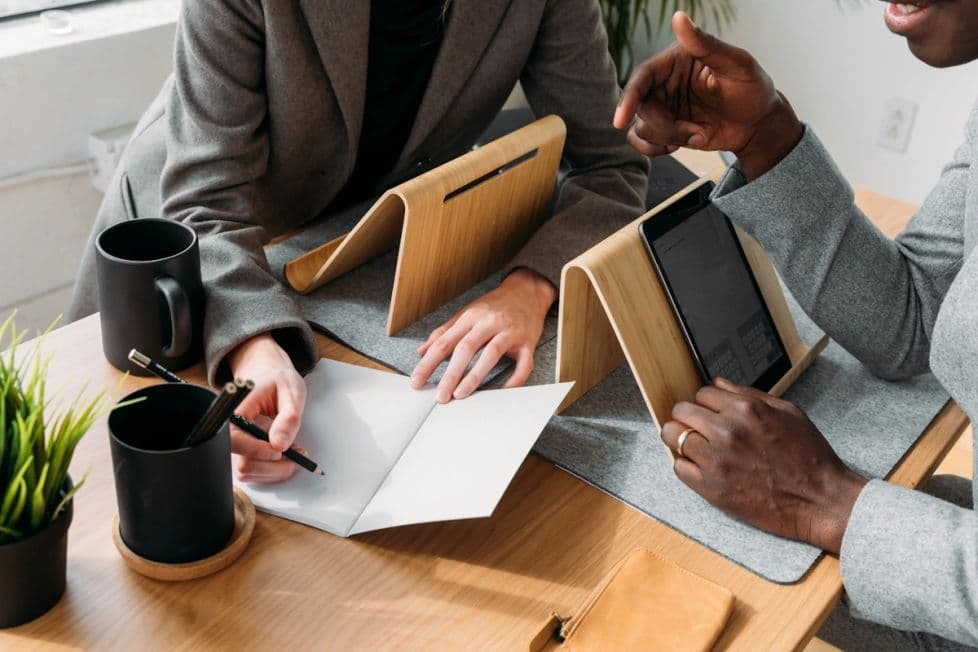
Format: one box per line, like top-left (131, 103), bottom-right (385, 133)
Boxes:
top-left (555, 172), bottom-right (829, 425)
top-left (284, 115), bottom-right (567, 335)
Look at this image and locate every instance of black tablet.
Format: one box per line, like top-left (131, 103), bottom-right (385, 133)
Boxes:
top-left (638, 183), bottom-right (791, 391)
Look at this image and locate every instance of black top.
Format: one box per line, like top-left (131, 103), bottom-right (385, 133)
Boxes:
top-left (334, 0), bottom-right (447, 207)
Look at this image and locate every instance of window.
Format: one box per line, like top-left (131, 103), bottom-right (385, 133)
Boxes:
top-left (0, 1), bottom-right (108, 21)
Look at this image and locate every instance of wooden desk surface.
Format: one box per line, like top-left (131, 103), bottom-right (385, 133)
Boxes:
top-left (2, 191), bottom-right (967, 652)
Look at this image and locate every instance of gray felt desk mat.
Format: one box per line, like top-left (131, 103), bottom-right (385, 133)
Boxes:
top-left (268, 222), bottom-right (949, 584)
top-left (526, 295), bottom-right (949, 583)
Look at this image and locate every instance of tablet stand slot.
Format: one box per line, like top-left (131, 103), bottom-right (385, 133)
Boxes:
top-left (444, 149), bottom-right (539, 203)
top-left (284, 115), bottom-right (567, 335)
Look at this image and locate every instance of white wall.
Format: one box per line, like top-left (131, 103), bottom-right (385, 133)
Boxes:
top-left (0, 0), bottom-right (178, 332)
top-left (642, 1), bottom-right (978, 205)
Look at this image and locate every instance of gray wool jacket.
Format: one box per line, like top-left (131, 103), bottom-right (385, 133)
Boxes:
top-left (67, 0), bottom-right (648, 384)
top-left (712, 109), bottom-right (978, 644)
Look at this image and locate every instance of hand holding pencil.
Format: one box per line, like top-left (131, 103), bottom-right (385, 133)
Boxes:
top-left (129, 349), bottom-right (324, 481)
top-left (224, 334), bottom-right (314, 483)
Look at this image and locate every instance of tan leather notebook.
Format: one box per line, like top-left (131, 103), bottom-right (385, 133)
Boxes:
top-left (529, 549), bottom-right (735, 652)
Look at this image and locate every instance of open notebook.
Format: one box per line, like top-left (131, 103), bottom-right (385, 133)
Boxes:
top-left (238, 359), bottom-right (572, 536)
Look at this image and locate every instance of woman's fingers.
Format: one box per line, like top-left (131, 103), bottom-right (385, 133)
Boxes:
top-left (615, 48), bottom-right (675, 129)
top-left (712, 377), bottom-right (796, 411)
top-left (226, 334), bottom-right (310, 484)
top-left (633, 100), bottom-right (706, 146)
top-left (413, 270), bottom-right (550, 400)
top-left (230, 426), bottom-right (282, 461)
top-left (436, 328), bottom-right (492, 403)
top-left (615, 11), bottom-right (741, 132)
top-left (671, 11), bottom-right (748, 75)
top-left (454, 336), bottom-right (507, 399)
top-left (267, 372), bottom-right (305, 451)
top-left (660, 419), bottom-right (711, 462)
top-left (411, 320), bottom-right (470, 388)
top-left (501, 347), bottom-right (534, 389)
top-left (627, 126), bottom-right (677, 157)
top-left (673, 456), bottom-right (706, 491)
top-left (417, 314), bottom-right (459, 357)
top-left (232, 453), bottom-right (298, 484)
top-left (672, 401), bottom-right (723, 441)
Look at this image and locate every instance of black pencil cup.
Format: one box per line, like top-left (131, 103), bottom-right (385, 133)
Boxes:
top-left (108, 383), bottom-right (234, 564)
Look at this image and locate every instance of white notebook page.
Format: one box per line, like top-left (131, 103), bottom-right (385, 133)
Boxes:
top-left (350, 382), bottom-right (574, 534)
top-left (239, 359), bottom-right (572, 536)
top-left (240, 360), bottom-right (435, 536)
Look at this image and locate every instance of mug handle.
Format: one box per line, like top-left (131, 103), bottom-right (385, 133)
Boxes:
top-left (155, 276), bottom-right (192, 358)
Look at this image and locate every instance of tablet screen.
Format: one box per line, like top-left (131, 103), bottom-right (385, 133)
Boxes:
top-left (644, 201), bottom-right (788, 388)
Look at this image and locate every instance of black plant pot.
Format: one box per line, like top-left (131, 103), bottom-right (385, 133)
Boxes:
top-left (0, 478), bottom-right (73, 628)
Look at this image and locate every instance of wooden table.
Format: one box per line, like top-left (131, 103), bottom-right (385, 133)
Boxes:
top-left (2, 193), bottom-right (968, 651)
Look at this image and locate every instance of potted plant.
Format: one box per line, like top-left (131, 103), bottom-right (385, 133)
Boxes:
top-left (0, 316), bottom-right (110, 628)
top-left (598, 0), bottom-right (737, 85)
top-left (599, 0), bottom-right (866, 85)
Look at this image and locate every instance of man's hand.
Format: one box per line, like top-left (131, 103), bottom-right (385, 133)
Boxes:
top-left (660, 378), bottom-right (867, 554)
top-left (227, 333), bottom-right (307, 484)
top-left (410, 268), bottom-right (556, 403)
top-left (613, 11), bottom-right (804, 180)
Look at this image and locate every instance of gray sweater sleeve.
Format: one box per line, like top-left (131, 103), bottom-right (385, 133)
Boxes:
top-left (505, 0), bottom-right (649, 287)
top-left (711, 126), bottom-right (967, 380)
top-left (840, 480), bottom-right (978, 644)
top-left (161, 0), bottom-right (318, 385)
top-left (712, 126), bottom-right (978, 643)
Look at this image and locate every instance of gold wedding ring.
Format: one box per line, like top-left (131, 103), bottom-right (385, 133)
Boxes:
top-left (676, 428), bottom-right (695, 458)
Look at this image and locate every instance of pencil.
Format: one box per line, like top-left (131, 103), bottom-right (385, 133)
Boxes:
top-left (232, 415), bottom-right (323, 475)
top-left (129, 349), bottom-right (182, 383)
top-left (184, 382), bottom-right (237, 447)
top-left (228, 378), bottom-right (253, 416)
top-left (129, 349), bottom-right (326, 476)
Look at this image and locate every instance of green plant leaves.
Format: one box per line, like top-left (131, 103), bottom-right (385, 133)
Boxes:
top-left (29, 462), bottom-right (50, 531)
top-left (598, 0), bottom-right (737, 85)
top-left (0, 319), bottom-right (109, 544)
top-left (598, 0), bottom-right (865, 86)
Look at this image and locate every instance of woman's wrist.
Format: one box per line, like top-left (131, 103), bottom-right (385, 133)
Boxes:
top-left (503, 268), bottom-right (558, 317)
top-left (228, 333), bottom-right (291, 375)
top-left (734, 93), bottom-right (804, 182)
top-left (810, 468), bottom-right (868, 555)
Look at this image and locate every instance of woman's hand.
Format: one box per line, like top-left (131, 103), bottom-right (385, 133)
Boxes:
top-left (410, 268), bottom-right (557, 403)
top-left (227, 333), bottom-right (308, 484)
top-left (660, 378), bottom-right (867, 554)
top-left (613, 11), bottom-right (803, 180)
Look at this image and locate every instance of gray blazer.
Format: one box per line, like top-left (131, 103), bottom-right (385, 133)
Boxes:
top-left (68, 0), bottom-right (648, 384)
top-left (712, 108), bottom-right (978, 644)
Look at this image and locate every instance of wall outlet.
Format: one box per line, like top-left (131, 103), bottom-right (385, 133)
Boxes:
top-left (87, 123), bottom-right (135, 193)
top-left (877, 97), bottom-right (917, 153)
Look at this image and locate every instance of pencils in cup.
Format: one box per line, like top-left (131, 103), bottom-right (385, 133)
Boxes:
top-left (183, 382), bottom-right (237, 447)
top-left (129, 349), bottom-right (325, 476)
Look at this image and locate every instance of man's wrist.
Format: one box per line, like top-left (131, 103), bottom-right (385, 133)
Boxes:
top-left (735, 93), bottom-right (804, 182)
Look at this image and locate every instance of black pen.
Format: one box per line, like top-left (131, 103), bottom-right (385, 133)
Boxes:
top-left (128, 349), bottom-right (325, 476)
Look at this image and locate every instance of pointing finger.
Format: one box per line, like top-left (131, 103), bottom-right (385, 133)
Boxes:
top-left (672, 11), bottom-right (750, 75)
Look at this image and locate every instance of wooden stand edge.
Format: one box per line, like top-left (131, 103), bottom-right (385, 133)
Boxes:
top-left (555, 168), bottom-right (829, 425)
top-left (284, 115), bottom-right (567, 335)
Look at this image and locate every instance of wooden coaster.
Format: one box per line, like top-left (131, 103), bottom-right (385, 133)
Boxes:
top-left (112, 487), bottom-right (256, 582)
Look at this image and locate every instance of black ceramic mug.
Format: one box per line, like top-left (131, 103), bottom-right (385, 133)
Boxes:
top-left (108, 383), bottom-right (234, 564)
top-left (96, 218), bottom-right (204, 376)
